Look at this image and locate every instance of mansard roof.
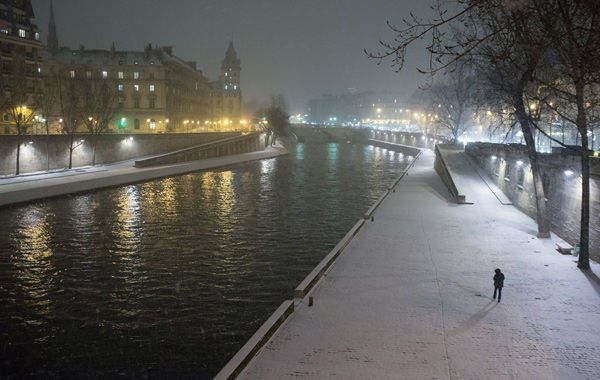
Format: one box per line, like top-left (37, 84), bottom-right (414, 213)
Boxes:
top-left (0, 0), bottom-right (35, 17)
top-left (47, 45), bottom-right (205, 76)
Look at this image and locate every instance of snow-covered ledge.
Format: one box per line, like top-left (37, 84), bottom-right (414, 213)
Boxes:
top-left (214, 300), bottom-right (294, 380)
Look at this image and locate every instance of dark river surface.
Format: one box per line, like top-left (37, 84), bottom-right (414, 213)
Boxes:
top-left (0, 142), bottom-right (413, 379)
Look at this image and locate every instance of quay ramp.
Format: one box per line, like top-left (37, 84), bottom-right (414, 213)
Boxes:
top-left (228, 149), bottom-right (600, 379)
top-left (436, 144), bottom-right (511, 205)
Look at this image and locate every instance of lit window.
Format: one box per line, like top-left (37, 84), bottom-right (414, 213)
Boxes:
top-left (225, 85), bottom-right (228, 90)
top-left (102, 71), bottom-right (108, 79)
top-left (134, 85), bottom-right (139, 92)
top-left (69, 70), bottom-right (75, 78)
top-left (118, 71), bottom-right (124, 79)
top-left (134, 61), bottom-right (139, 65)
top-left (37, 67), bottom-right (41, 73)
top-left (35, 32), bottom-right (40, 41)
top-left (0, 29), bottom-right (8, 35)
top-left (118, 84), bottom-right (124, 91)
top-left (225, 72), bottom-right (228, 77)
top-left (134, 72), bottom-right (140, 80)
top-left (149, 119), bottom-right (156, 129)
top-left (234, 85), bottom-right (237, 90)
top-left (18, 29), bottom-right (26, 38)
top-left (149, 85), bottom-right (155, 92)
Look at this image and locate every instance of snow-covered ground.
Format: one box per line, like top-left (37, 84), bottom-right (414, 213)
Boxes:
top-left (239, 150), bottom-right (600, 379)
top-left (0, 146), bottom-right (288, 206)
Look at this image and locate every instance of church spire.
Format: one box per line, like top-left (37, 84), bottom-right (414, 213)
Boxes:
top-left (221, 40), bottom-right (240, 70)
top-left (47, 0), bottom-right (59, 53)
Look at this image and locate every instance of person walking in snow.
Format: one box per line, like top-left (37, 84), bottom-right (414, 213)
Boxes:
top-left (493, 268), bottom-right (504, 302)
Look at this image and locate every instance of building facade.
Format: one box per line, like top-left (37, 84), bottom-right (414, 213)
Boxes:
top-left (306, 91), bottom-right (411, 128)
top-left (210, 41), bottom-right (242, 128)
top-left (1, 0), bottom-right (244, 135)
top-left (45, 43), bottom-right (213, 134)
top-left (0, 0), bottom-right (43, 134)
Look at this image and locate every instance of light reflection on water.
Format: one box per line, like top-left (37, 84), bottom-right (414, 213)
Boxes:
top-left (0, 142), bottom-right (410, 378)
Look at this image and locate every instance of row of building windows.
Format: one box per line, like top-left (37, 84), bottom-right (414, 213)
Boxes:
top-left (69, 70), bottom-right (156, 80)
top-left (118, 84), bottom-right (156, 92)
top-left (0, 27), bottom-right (39, 40)
top-left (120, 96), bottom-right (157, 109)
top-left (131, 119), bottom-right (159, 130)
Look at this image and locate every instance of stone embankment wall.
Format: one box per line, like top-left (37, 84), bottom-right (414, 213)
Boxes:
top-left (135, 133), bottom-right (267, 167)
top-left (291, 125), bottom-right (370, 144)
top-left (292, 126), bottom-right (450, 150)
top-left (466, 142), bottom-right (599, 262)
top-left (0, 132), bottom-right (239, 175)
top-left (368, 130), bottom-right (443, 150)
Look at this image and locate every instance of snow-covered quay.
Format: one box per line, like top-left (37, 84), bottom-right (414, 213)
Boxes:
top-left (0, 146), bottom-right (287, 207)
top-left (233, 149), bottom-right (600, 379)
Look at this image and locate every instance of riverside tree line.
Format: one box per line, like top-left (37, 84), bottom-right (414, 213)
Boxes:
top-left (0, 59), bottom-right (121, 175)
top-left (368, 0), bottom-right (599, 269)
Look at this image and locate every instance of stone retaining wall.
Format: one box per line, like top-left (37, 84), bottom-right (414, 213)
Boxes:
top-left (135, 133), bottom-right (267, 167)
top-left (466, 142), bottom-right (599, 262)
top-left (0, 132), bottom-right (239, 175)
top-left (434, 144), bottom-right (464, 204)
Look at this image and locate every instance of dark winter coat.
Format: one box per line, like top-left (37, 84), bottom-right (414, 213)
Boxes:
top-left (494, 272), bottom-right (505, 288)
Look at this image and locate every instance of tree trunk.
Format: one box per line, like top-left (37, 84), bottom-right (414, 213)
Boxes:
top-left (92, 135), bottom-right (97, 166)
top-left (69, 134), bottom-right (74, 169)
top-left (15, 137), bottom-right (21, 175)
top-left (514, 93), bottom-right (551, 238)
top-left (573, 76), bottom-right (590, 269)
top-left (46, 121), bottom-right (50, 171)
top-left (578, 137), bottom-right (590, 269)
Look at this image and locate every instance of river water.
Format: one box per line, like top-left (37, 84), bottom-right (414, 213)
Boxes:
top-left (0, 141), bottom-right (412, 378)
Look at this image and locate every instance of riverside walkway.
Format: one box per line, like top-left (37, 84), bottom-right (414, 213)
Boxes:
top-left (236, 149), bottom-right (600, 379)
top-left (0, 146), bottom-right (287, 207)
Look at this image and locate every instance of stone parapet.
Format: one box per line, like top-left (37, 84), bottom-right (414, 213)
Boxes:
top-left (466, 142), bottom-right (599, 262)
top-left (134, 133), bottom-right (266, 167)
top-left (0, 132), bottom-right (239, 175)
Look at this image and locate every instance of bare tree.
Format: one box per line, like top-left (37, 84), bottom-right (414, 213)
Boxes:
top-left (367, 0), bottom-right (553, 237)
top-left (36, 68), bottom-right (59, 171)
top-left (262, 95), bottom-right (290, 146)
top-left (369, 0), bottom-right (600, 267)
top-left (79, 71), bottom-right (121, 165)
top-left (55, 69), bottom-right (85, 169)
top-left (2, 50), bottom-right (41, 175)
top-left (531, 0), bottom-right (600, 269)
top-left (427, 65), bottom-right (476, 142)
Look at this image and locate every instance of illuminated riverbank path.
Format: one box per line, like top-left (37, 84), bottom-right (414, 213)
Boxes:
top-left (0, 146), bottom-right (287, 207)
top-left (233, 149), bottom-right (600, 380)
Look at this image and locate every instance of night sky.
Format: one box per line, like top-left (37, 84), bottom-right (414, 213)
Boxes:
top-left (31, 0), bottom-right (431, 113)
